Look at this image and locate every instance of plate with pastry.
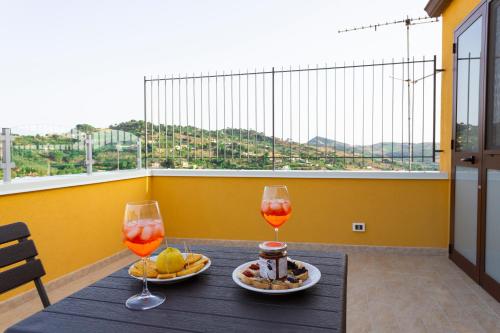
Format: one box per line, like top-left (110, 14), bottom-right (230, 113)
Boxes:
top-left (128, 247), bottom-right (211, 284)
top-left (232, 258), bottom-right (321, 294)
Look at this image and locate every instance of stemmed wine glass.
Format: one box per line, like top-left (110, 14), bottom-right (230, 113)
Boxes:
top-left (260, 185), bottom-right (292, 241)
top-left (123, 200), bottom-right (165, 310)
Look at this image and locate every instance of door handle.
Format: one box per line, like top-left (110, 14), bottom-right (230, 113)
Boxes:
top-left (460, 156), bottom-right (475, 163)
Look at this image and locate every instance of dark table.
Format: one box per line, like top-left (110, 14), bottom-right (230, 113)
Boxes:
top-left (6, 245), bottom-right (347, 333)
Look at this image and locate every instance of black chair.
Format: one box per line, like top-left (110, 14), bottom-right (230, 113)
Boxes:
top-left (0, 222), bottom-right (50, 308)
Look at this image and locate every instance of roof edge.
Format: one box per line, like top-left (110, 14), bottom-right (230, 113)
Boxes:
top-left (425, 0), bottom-right (452, 17)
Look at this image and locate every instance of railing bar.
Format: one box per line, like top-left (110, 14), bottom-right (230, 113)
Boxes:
top-left (325, 64), bottom-right (328, 161)
top-left (170, 74), bottom-right (175, 163)
top-left (282, 66), bottom-right (284, 144)
top-left (307, 65), bottom-right (310, 160)
top-left (231, 71), bottom-right (234, 159)
top-left (157, 76), bottom-right (160, 162)
top-left (193, 74), bottom-right (197, 160)
top-left (381, 60), bottom-right (384, 164)
top-left (411, 56), bottom-right (415, 163)
top-left (344, 62), bottom-right (346, 166)
top-left (298, 66), bottom-right (301, 160)
top-left (223, 72), bottom-right (226, 160)
top-left (263, 68), bottom-right (266, 162)
top-left (158, 76), bottom-right (162, 159)
top-left (239, 71), bottom-right (242, 159)
top-left (216, 73), bottom-right (219, 161)
top-left (422, 57), bottom-right (425, 162)
top-left (371, 61), bottom-right (374, 163)
top-left (362, 61), bottom-right (365, 166)
top-left (201, 73), bottom-right (204, 160)
top-left (316, 64), bottom-right (319, 160)
top-left (208, 74), bottom-right (211, 160)
top-left (254, 70), bottom-right (257, 158)
top-left (432, 55), bottom-right (437, 162)
top-left (352, 61), bottom-right (355, 163)
top-left (179, 74), bottom-right (182, 161)
top-left (401, 59), bottom-right (404, 166)
top-left (143, 76), bottom-right (148, 168)
top-left (186, 74), bottom-right (190, 163)
top-left (262, 68), bottom-right (266, 153)
top-left (391, 60), bottom-right (395, 166)
top-left (334, 63), bottom-right (337, 164)
top-left (272, 67), bottom-right (275, 170)
top-left (290, 66), bottom-right (293, 163)
top-left (150, 78), bottom-right (154, 166)
top-left (144, 60), bottom-right (436, 81)
top-left (247, 70), bottom-right (250, 160)
top-left (165, 76), bottom-right (168, 162)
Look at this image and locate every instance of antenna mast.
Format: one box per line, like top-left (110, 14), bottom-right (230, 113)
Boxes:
top-left (338, 16), bottom-right (439, 171)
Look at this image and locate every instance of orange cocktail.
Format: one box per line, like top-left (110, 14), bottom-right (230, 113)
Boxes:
top-left (123, 219), bottom-right (164, 257)
top-left (261, 199), bottom-right (292, 228)
top-left (261, 185), bottom-right (292, 241)
top-left (123, 200), bottom-right (166, 310)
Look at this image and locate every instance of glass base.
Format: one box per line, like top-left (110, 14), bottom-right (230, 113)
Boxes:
top-left (125, 292), bottom-right (165, 310)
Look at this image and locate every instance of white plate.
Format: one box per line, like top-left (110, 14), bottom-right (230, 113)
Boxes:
top-left (232, 259), bottom-right (321, 294)
top-left (128, 253), bottom-right (211, 284)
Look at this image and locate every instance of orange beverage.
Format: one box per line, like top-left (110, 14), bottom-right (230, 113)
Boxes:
top-left (261, 199), bottom-right (292, 228)
top-left (123, 219), bottom-right (164, 257)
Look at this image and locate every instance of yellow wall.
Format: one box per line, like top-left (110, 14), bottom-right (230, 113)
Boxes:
top-left (0, 177), bottom-right (150, 301)
top-left (151, 176), bottom-right (449, 248)
top-left (0, 175), bottom-right (449, 301)
top-left (440, 0), bottom-right (481, 173)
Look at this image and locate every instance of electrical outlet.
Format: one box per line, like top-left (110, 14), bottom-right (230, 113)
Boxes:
top-left (352, 222), bottom-right (366, 232)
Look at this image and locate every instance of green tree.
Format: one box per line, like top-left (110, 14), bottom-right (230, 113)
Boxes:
top-left (76, 124), bottom-right (97, 134)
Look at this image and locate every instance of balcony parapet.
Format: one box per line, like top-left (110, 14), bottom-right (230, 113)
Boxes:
top-left (150, 169), bottom-right (448, 180)
top-left (0, 169), bottom-right (448, 196)
top-left (0, 169), bottom-right (148, 196)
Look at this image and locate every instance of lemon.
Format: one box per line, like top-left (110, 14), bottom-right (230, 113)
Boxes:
top-left (156, 247), bottom-right (185, 273)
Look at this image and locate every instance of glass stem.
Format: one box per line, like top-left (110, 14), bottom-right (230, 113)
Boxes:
top-left (141, 257), bottom-right (151, 296)
top-left (274, 227), bottom-right (279, 241)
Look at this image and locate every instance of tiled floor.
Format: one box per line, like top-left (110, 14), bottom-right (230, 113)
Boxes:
top-left (347, 253), bottom-right (500, 333)
top-left (1, 251), bottom-right (499, 333)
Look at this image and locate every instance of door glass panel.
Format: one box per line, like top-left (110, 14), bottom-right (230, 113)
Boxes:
top-left (487, 5), bottom-right (500, 149)
top-left (456, 17), bottom-right (482, 152)
top-left (454, 166), bottom-right (478, 264)
top-left (486, 169), bottom-right (500, 282)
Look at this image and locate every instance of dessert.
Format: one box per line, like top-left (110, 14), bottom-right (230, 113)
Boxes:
top-left (237, 258), bottom-right (308, 290)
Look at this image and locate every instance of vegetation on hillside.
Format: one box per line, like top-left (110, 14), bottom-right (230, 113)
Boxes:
top-left (6, 120), bottom-right (439, 178)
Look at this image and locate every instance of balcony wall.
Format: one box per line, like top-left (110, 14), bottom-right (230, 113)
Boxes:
top-left (0, 171), bottom-right (448, 301)
top-left (0, 176), bottom-right (149, 301)
top-left (151, 172), bottom-right (449, 248)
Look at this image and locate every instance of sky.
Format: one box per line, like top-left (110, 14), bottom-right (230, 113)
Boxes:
top-left (0, 0), bottom-right (441, 136)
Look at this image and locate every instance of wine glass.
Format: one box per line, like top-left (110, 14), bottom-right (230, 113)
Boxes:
top-left (123, 200), bottom-right (165, 310)
top-left (260, 185), bottom-right (292, 241)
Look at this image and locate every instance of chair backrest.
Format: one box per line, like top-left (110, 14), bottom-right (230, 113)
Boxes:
top-left (0, 222), bottom-right (50, 307)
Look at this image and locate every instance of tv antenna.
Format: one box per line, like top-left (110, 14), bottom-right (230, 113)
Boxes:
top-left (338, 16), bottom-right (439, 171)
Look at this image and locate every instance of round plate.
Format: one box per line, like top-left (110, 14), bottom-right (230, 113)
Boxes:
top-left (232, 259), bottom-right (321, 294)
top-left (128, 253), bottom-right (211, 284)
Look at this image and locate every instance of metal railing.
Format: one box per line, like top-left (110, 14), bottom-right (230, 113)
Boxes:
top-left (0, 128), bottom-right (142, 183)
top-left (143, 56), bottom-right (441, 171)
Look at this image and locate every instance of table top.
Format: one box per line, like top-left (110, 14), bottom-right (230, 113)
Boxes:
top-left (7, 245), bottom-right (347, 333)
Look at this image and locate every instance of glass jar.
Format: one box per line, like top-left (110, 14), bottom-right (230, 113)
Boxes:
top-left (258, 241), bottom-right (288, 280)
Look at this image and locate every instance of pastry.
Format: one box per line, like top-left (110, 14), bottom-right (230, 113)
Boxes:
top-left (271, 280), bottom-right (289, 290)
top-left (251, 277), bottom-right (271, 289)
top-left (285, 276), bottom-right (302, 288)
